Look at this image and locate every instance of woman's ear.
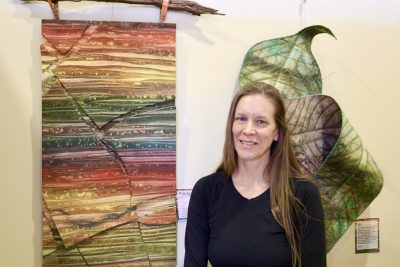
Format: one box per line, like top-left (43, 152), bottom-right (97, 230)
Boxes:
top-left (273, 129), bottom-right (279, 141)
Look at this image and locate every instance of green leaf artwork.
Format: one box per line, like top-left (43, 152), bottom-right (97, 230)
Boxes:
top-left (240, 25), bottom-right (334, 98)
top-left (240, 25), bottom-right (383, 251)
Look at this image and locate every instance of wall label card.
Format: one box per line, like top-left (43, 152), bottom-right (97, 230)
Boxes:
top-left (355, 218), bottom-right (380, 253)
top-left (176, 189), bottom-right (192, 220)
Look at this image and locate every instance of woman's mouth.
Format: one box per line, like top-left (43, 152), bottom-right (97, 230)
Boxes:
top-left (240, 140), bottom-right (257, 145)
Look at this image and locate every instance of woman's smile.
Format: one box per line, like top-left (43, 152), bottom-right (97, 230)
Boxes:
top-left (239, 139), bottom-right (258, 146)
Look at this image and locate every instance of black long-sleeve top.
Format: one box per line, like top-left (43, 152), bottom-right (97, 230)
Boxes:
top-left (184, 171), bottom-right (326, 267)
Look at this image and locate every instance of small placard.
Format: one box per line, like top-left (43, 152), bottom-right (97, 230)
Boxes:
top-left (355, 218), bottom-right (380, 253)
top-left (176, 189), bottom-right (192, 220)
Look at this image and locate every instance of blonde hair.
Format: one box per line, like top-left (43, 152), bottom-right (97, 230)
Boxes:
top-left (218, 82), bottom-right (305, 267)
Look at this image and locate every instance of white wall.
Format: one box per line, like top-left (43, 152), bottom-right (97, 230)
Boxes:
top-left (0, 0), bottom-right (399, 266)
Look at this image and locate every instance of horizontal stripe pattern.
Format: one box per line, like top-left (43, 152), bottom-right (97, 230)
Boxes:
top-left (42, 20), bottom-right (176, 266)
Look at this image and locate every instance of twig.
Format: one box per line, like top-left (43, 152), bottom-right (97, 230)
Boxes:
top-left (25, 0), bottom-right (224, 17)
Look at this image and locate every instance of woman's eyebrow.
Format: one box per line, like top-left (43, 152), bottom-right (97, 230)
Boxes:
top-left (255, 115), bottom-right (268, 119)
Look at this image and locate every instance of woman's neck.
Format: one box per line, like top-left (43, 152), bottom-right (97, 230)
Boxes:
top-left (232, 156), bottom-right (271, 198)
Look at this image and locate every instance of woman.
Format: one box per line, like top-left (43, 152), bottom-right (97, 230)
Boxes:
top-left (184, 82), bottom-right (326, 267)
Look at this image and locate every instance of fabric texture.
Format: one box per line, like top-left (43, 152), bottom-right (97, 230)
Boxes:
top-left (184, 171), bottom-right (326, 267)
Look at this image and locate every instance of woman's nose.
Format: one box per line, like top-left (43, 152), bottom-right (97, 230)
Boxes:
top-left (243, 121), bottom-right (255, 135)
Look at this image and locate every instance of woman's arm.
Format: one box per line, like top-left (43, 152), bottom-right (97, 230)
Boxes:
top-left (184, 178), bottom-right (210, 267)
top-left (298, 181), bottom-right (327, 267)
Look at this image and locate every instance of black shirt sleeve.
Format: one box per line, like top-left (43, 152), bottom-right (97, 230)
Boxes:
top-left (295, 180), bottom-right (327, 267)
top-left (184, 177), bottom-right (210, 267)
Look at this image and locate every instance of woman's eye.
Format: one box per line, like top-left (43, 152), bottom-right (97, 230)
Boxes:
top-left (256, 120), bottom-right (267, 126)
top-left (235, 116), bottom-right (247, 122)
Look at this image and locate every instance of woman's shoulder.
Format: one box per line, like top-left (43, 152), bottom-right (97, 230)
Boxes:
top-left (292, 178), bottom-right (325, 221)
top-left (192, 170), bottom-right (229, 199)
top-left (193, 170), bottom-right (229, 190)
top-left (291, 178), bottom-right (322, 202)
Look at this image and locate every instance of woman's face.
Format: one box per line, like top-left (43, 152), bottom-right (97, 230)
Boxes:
top-left (232, 94), bottom-right (279, 164)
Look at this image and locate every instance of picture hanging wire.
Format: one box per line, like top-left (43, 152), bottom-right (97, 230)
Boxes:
top-left (298, 0), bottom-right (307, 27)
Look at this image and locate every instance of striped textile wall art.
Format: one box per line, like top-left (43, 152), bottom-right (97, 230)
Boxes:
top-left (41, 20), bottom-right (176, 266)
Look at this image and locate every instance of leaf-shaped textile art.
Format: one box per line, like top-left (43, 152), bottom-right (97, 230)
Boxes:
top-left (42, 20), bottom-right (176, 266)
top-left (240, 25), bottom-right (335, 98)
top-left (317, 116), bottom-right (383, 251)
top-left (285, 95), bottom-right (342, 175)
top-left (240, 25), bottom-right (383, 251)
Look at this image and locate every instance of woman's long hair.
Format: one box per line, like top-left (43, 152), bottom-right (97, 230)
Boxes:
top-left (217, 82), bottom-right (305, 267)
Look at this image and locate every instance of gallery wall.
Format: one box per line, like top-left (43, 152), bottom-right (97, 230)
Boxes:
top-left (0, 0), bottom-right (399, 266)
